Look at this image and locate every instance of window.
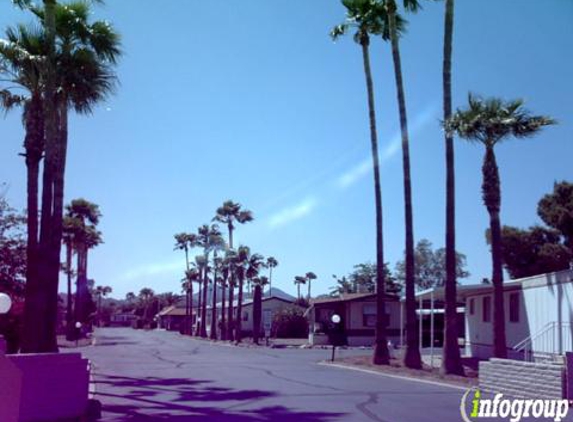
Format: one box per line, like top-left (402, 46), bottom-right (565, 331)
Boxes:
top-left (482, 296), bottom-right (491, 323)
top-left (363, 304), bottom-right (376, 327)
top-left (469, 298), bottom-right (475, 315)
top-left (362, 304), bottom-right (389, 327)
top-left (509, 293), bottom-right (520, 323)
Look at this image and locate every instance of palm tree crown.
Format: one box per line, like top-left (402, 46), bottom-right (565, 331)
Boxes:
top-left (445, 94), bottom-right (556, 147)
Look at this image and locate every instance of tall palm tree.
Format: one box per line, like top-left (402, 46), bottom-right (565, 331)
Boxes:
top-left (440, 0), bottom-right (464, 375)
top-left (294, 276), bottom-right (306, 301)
top-left (174, 232), bottom-right (197, 334)
top-left (305, 271), bottom-right (317, 300)
top-left (197, 224), bottom-right (224, 338)
top-left (138, 287), bottom-right (155, 324)
top-left (446, 94), bottom-right (555, 358)
top-left (331, 0), bottom-right (390, 364)
top-left (0, 26), bottom-right (45, 338)
top-left (94, 285), bottom-right (112, 327)
top-left (213, 200), bottom-right (253, 249)
top-left (214, 200), bottom-right (253, 339)
top-left (9, 0), bottom-right (120, 352)
top-left (383, 0), bottom-right (422, 369)
top-left (266, 256), bottom-right (278, 298)
top-left (66, 199), bottom-right (102, 327)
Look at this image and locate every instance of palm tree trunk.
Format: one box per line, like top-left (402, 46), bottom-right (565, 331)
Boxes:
top-left (253, 284), bottom-right (262, 345)
top-left (227, 282), bottom-right (234, 342)
top-left (307, 280), bottom-right (311, 301)
top-left (359, 35), bottom-right (390, 366)
top-left (22, 94), bottom-right (44, 345)
top-left (196, 274), bottom-right (202, 336)
top-left (268, 267), bottom-right (273, 298)
top-left (75, 243), bottom-right (88, 326)
top-left (226, 225), bottom-right (235, 341)
top-left (185, 288), bottom-right (189, 333)
top-left (221, 277), bottom-right (227, 340)
top-left (97, 294), bottom-right (102, 327)
top-left (191, 281), bottom-right (194, 335)
top-left (297, 283), bottom-right (300, 301)
top-left (236, 273), bottom-right (244, 343)
top-left (46, 99), bottom-right (68, 348)
top-left (65, 241), bottom-right (73, 340)
top-left (482, 145), bottom-right (507, 358)
top-left (21, 0), bottom-right (58, 354)
top-left (441, 0), bottom-right (464, 375)
top-left (200, 263), bottom-right (208, 338)
top-left (388, 3), bottom-right (421, 369)
top-left (210, 262), bottom-right (218, 340)
top-left (184, 248), bottom-right (190, 334)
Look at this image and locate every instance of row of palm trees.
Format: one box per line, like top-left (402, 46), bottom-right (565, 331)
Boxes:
top-left (332, 0), bottom-right (554, 373)
top-left (293, 272), bottom-right (317, 301)
top-left (174, 200), bottom-right (280, 344)
top-left (61, 198), bottom-right (102, 338)
top-left (1, 0), bottom-right (120, 352)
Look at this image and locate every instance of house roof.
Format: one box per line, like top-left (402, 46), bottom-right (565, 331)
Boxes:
top-left (159, 306), bottom-right (188, 317)
top-left (209, 295), bottom-right (296, 310)
top-left (159, 294), bottom-right (297, 316)
top-left (414, 269), bottom-right (573, 302)
top-left (310, 292), bottom-right (399, 306)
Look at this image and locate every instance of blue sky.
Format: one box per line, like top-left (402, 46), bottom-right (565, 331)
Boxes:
top-left (1, 1), bottom-right (572, 299)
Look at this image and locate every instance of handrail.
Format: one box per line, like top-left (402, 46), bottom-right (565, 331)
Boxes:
top-left (513, 321), bottom-right (572, 361)
top-left (514, 322), bottom-right (554, 352)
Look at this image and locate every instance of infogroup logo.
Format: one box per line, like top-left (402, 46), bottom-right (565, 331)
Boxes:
top-left (460, 389), bottom-right (570, 422)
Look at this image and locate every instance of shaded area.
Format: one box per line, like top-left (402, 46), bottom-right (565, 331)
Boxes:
top-left (95, 374), bottom-right (346, 421)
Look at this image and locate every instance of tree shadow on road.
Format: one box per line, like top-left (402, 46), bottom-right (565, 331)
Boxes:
top-left (95, 373), bottom-right (346, 421)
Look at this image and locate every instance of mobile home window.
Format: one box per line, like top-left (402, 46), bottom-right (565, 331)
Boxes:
top-left (469, 298), bottom-right (475, 315)
top-left (482, 296), bottom-right (491, 323)
top-left (362, 304), bottom-right (389, 327)
top-left (509, 293), bottom-right (519, 323)
top-left (363, 304), bottom-right (376, 327)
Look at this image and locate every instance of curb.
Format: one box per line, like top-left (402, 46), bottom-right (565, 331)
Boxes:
top-left (317, 361), bottom-right (469, 391)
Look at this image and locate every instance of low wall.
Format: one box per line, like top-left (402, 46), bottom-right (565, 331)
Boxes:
top-left (0, 352), bottom-right (90, 422)
top-left (480, 358), bottom-right (564, 400)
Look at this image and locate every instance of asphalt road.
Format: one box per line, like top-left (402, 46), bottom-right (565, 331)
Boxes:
top-left (79, 328), bottom-right (525, 422)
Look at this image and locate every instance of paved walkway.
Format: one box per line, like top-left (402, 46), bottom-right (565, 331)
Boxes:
top-left (79, 328), bottom-right (507, 421)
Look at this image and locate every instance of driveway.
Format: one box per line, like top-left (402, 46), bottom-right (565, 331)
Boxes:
top-left (80, 328), bottom-right (507, 421)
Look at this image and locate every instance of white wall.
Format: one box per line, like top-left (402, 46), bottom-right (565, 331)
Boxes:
top-left (466, 270), bottom-right (573, 359)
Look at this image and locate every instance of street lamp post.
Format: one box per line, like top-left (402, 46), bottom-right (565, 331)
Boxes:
top-left (330, 314), bottom-right (341, 362)
top-left (75, 322), bottom-right (82, 347)
top-left (0, 293), bottom-right (13, 354)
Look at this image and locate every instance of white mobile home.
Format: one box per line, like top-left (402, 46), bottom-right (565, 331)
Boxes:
top-left (416, 269), bottom-right (573, 360)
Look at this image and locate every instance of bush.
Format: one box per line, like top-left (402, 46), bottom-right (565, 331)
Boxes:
top-left (272, 306), bottom-right (308, 339)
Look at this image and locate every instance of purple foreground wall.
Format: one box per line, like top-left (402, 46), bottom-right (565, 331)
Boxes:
top-left (0, 348), bottom-right (90, 422)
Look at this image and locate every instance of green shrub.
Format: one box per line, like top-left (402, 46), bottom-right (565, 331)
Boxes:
top-left (272, 306), bottom-right (308, 339)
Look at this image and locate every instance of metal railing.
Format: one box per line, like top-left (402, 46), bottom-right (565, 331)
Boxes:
top-left (514, 322), bottom-right (572, 362)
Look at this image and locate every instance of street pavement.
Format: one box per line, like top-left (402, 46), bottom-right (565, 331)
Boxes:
top-left (78, 328), bottom-right (533, 422)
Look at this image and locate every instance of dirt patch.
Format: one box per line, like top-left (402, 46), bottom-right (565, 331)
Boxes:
top-left (330, 355), bottom-right (478, 388)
